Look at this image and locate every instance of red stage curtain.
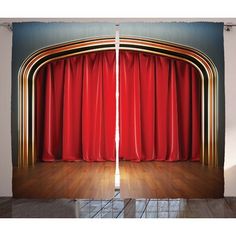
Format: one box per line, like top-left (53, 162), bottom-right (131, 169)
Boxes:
top-left (35, 51), bottom-right (116, 161)
top-left (119, 50), bottom-right (201, 161)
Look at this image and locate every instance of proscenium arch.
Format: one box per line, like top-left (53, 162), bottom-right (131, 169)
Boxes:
top-left (18, 37), bottom-right (219, 168)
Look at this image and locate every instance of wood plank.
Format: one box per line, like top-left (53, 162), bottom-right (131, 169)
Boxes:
top-left (120, 161), bottom-right (224, 198)
top-left (13, 161), bottom-right (224, 199)
top-left (13, 162), bottom-right (115, 199)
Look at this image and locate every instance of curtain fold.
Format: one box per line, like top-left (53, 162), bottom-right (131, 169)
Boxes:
top-left (119, 50), bottom-right (201, 161)
top-left (35, 50), bottom-right (116, 161)
top-left (36, 49), bottom-right (201, 163)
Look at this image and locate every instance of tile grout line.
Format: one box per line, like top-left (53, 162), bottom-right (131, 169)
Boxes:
top-left (91, 191), bottom-right (120, 218)
top-left (75, 200), bottom-right (91, 210)
top-left (140, 199), bottom-right (150, 218)
top-left (116, 198), bottom-right (132, 218)
top-left (224, 198), bottom-right (235, 213)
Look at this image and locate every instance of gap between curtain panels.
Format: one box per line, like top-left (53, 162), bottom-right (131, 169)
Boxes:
top-left (115, 27), bottom-right (120, 188)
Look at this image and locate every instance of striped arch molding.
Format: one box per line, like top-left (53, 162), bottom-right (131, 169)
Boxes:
top-left (18, 36), bottom-right (219, 167)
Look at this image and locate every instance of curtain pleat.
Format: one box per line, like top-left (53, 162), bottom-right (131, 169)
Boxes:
top-left (119, 50), bottom-right (201, 161)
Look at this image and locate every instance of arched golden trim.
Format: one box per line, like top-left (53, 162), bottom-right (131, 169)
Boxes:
top-left (18, 38), bottom-right (116, 167)
top-left (119, 37), bottom-right (218, 167)
top-left (18, 36), bottom-right (218, 167)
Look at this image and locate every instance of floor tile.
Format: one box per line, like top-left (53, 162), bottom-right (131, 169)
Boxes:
top-left (183, 209), bottom-right (212, 218)
top-left (157, 212), bottom-right (169, 218)
top-left (225, 198), bottom-right (236, 214)
top-left (169, 200), bottom-right (181, 211)
top-left (157, 201), bottom-right (169, 211)
top-left (1, 195), bottom-right (236, 218)
top-left (207, 199), bottom-right (235, 217)
top-left (146, 200), bottom-right (157, 212)
top-left (12, 199), bottom-right (75, 218)
top-left (141, 212), bottom-right (158, 218)
top-left (0, 198), bottom-right (12, 218)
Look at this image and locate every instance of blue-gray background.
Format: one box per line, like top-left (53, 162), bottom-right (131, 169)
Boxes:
top-left (12, 22), bottom-right (225, 166)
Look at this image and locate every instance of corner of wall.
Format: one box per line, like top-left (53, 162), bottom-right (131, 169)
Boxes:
top-left (0, 26), bottom-right (13, 197)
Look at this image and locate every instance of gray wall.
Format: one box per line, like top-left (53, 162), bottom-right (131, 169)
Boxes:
top-left (0, 26), bottom-right (12, 196)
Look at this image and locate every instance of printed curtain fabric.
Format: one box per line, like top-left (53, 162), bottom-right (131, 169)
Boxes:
top-left (119, 50), bottom-right (201, 161)
top-left (35, 50), bottom-right (201, 162)
top-left (35, 50), bottom-right (116, 161)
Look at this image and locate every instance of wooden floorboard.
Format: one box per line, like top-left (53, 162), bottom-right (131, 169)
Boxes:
top-left (13, 162), bottom-right (115, 199)
top-left (13, 161), bottom-right (224, 199)
top-left (120, 161), bottom-right (224, 199)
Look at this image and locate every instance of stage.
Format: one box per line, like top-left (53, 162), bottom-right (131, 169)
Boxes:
top-left (13, 161), bottom-right (224, 199)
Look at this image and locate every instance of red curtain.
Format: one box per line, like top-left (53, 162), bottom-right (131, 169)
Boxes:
top-left (35, 50), bottom-right (116, 161)
top-left (36, 49), bottom-right (201, 163)
top-left (119, 50), bottom-right (201, 161)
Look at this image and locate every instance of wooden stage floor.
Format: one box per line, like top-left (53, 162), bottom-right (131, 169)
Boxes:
top-left (13, 161), bottom-right (224, 199)
top-left (13, 162), bottom-right (115, 199)
top-left (120, 161), bottom-right (224, 199)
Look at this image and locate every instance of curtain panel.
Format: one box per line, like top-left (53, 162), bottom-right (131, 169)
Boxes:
top-left (119, 50), bottom-right (201, 161)
top-left (35, 50), bottom-right (116, 161)
top-left (35, 49), bottom-right (201, 162)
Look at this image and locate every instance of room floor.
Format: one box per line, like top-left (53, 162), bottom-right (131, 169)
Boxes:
top-left (0, 191), bottom-right (236, 218)
top-left (13, 161), bottom-right (224, 199)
